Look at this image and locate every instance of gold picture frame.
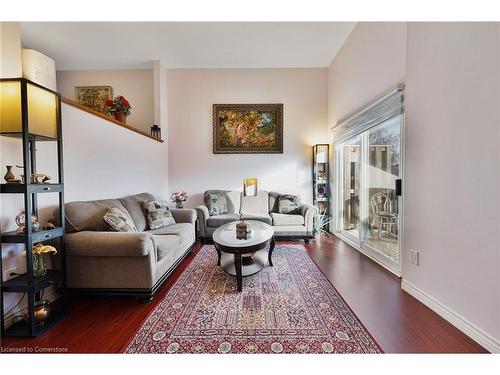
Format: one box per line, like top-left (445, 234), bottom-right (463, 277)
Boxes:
top-left (213, 103), bottom-right (283, 154)
top-left (75, 86), bottom-right (113, 114)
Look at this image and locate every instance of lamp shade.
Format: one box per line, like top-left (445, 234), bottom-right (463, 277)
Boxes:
top-left (0, 80), bottom-right (22, 133)
top-left (243, 178), bottom-right (258, 197)
top-left (314, 144), bottom-right (329, 163)
top-left (27, 82), bottom-right (57, 138)
top-left (0, 79), bottom-right (59, 139)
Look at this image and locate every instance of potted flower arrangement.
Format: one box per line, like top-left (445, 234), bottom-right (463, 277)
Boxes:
top-left (105, 95), bottom-right (132, 123)
top-left (171, 191), bottom-right (189, 209)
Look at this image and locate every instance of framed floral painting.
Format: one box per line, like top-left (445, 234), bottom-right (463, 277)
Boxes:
top-left (75, 86), bottom-right (113, 114)
top-left (213, 103), bottom-right (283, 154)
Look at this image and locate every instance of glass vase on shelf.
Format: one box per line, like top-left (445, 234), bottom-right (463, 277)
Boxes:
top-left (33, 253), bottom-right (47, 278)
top-left (31, 244), bottom-right (57, 278)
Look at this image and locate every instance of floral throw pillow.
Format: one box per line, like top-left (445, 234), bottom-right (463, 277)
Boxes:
top-left (204, 193), bottom-right (228, 216)
top-left (103, 207), bottom-right (138, 232)
top-left (142, 200), bottom-right (176, 230)
top-left (278, 194), bottom-right (301, 214)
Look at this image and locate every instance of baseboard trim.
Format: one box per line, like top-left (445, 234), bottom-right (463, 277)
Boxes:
top-left (401, 279), bottom-right (499, 353)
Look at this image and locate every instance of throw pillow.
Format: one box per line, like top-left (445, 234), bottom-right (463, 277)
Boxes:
top-left (204, 193), bottom-right (228, 216)
top-left (278, 194), bottom-right (301, 214)
top-left (142, 200), bottom-right (176, 230)
top-left (103, 207), bottom-right (138, 232)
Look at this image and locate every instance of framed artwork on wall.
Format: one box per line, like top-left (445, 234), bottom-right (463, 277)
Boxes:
top-left (75, 86), bottom-right (113, 114)
top-left (213, 103), bottom-right (283, 154)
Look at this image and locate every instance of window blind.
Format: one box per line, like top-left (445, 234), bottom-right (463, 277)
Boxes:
top-left (332, 84), bottom-right (405, 145)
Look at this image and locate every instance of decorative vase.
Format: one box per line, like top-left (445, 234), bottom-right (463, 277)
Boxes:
top-left (4, 165), bottom-right (15, 182)
top-left (176, 202), bottom-right (183, 209)
top-left (113, 112), bottom-right (128, 123)
top-left (33, 253), bottom-right (47, 278)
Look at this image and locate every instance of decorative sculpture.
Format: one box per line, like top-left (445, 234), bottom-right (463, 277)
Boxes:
top-left (15, 211), bottom-right (41, 233)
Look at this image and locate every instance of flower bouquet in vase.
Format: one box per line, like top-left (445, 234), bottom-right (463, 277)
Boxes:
top-left (171, 191), bottom-right (189, 209)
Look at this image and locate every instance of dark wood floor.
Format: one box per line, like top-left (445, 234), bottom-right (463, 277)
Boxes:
top-left (1, 235), bottom-right (488, 353)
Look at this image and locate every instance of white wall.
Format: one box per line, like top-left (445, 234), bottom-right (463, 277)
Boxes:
top-left (61, 104), bottom-right (169, 202)
top-left (167, 68), bottom-right (329, 208)
top-left (403, 22), bottom-right (500, 351)
top-left (56, 69), bottom-right (154, 133)
top-left (1, 104), bottom-right (169, 322)
top-left (328, 21), bottom-right (500, 352)
top-left (0, 22), bottom-right (22, 77)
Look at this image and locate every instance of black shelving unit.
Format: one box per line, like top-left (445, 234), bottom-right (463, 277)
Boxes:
top-left (312, 144), bottom-right (330, 230)
top-left (0, 77), bottom-right (67, 337)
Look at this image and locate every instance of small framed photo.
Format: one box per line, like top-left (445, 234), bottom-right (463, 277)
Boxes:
top-left (75, 86), bottom-right (113, 114)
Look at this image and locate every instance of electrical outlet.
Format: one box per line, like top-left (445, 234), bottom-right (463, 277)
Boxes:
top-left (410, 249), bottom-right (419, 266)
top-left (3, 267), bottom-right (17, 281)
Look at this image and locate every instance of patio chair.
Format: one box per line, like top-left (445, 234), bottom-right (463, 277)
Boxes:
top-left (370, 192), bottom-right (398, 240)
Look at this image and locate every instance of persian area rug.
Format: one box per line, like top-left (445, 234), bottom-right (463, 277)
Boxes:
top-left (124, 244), bottom-right (382, 354)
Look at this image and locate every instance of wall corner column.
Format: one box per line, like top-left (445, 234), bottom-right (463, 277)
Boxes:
top-left (0, 22), bottom-right (22, 78)
top-left (153, 60), bottom-right (168, 135)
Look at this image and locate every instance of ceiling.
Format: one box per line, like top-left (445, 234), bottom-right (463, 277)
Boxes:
top-left (20, 22), bottom-right (355, 70)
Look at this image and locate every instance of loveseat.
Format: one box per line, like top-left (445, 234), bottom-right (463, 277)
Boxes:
top-left (195, 190), bottom-right (317, 242)
top-left (62, 192), bottom-right (196, 301)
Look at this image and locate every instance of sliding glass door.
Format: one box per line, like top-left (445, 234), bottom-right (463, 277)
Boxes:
top-left (363, 117), bottom-right (401, 265)
top-left (334, 114), bottom-right (403, 275)
top-left (336, 135), bottom-right (361, 244)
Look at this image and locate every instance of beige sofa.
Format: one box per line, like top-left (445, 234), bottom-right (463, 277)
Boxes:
top-left (62, 192), bottom-right (196, 301)
top-left (195, 190), bottom-right (317, 243)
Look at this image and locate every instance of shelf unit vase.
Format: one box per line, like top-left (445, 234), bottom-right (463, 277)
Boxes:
top-left (312, 144), bottom-right (330, 231)
top-left (0, 78), bottom-right (67, 337)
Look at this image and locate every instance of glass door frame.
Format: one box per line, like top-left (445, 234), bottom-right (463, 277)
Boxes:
top-left (333, 114), bottom-right (405, 276)
top-left (334, 137), bottom-right (361, 247)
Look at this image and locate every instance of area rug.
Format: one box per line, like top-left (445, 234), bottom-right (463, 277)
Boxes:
top-left (124, 244), bottom-right (382, 354)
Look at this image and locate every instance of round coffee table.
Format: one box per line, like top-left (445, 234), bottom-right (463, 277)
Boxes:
top-left (212, 220), bottom-right (275, 292)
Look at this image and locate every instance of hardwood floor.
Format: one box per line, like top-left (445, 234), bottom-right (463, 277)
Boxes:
top-left (0, 235), bottom-right (487, 353)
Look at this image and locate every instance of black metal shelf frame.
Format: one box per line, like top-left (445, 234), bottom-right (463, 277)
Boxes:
top-left (0, 77), bottom-right (67, 337)
top-left (1, 183), bottom-right (64, 194)
top-left (312, 144), bottom-right (330, 230)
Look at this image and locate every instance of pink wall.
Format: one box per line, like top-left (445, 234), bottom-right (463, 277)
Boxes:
top-left (167, 68), bottom-right (329, 208)
top-left (328, 22), bottom-right (499, 351)
top-left (57, 69), bottom-right (154, 133)
top-left (404, 22), bottom-right (499, 350)
top-left (328, 22), bottom-right (407, 125)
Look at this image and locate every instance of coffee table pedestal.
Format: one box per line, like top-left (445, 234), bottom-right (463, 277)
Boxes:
top-left (213, 221), bottom-right (275, 292)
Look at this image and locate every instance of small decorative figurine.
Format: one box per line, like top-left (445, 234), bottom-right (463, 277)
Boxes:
top-left (15, 211), bottom-right (41, 233)
top-left (32, 174), bottom-right (51, 184)
top-left (16, 165), bottom-right (51, 184)
top-left (236, 221), bottom-right (252, 240)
